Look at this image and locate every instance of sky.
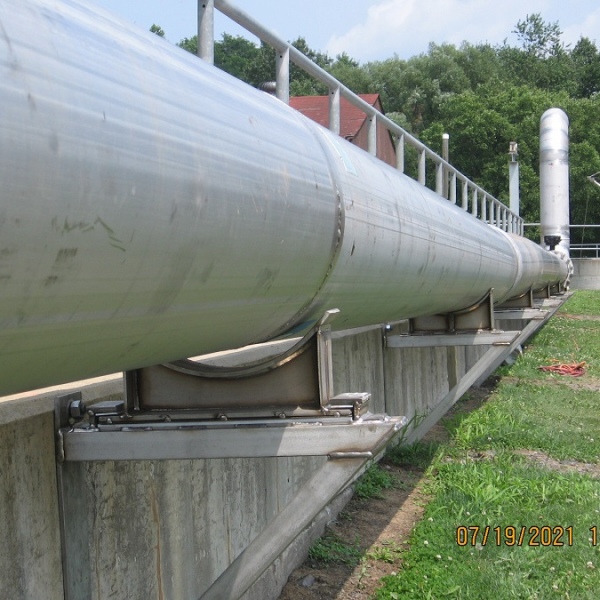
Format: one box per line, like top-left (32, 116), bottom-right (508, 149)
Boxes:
top-left (92, 0), bottom-right (600, 63)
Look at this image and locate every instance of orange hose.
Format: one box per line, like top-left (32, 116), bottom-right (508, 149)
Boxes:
top-left (537, 361), bottom-right (586, 377)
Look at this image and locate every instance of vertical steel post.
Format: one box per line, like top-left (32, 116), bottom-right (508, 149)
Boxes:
top-left (198, 0), bottom-right (215, 64)
top-left (435, 162), bottom-right (443, 196)
top-left (418, 150), bottom-right (426, 185)
top-left (276, 47), bottom-right (290, 104)
top-left (471, 189), bottom-right (478, 217)
top-left (482, 194), bottom-right (487, 223)
top-left (396, 133), bottom-right (405, 173)
top-left (367, 114), bottom-right (377, 156)
top-left (461, 181), bottom-right (468, 211)
top-left (449, 173), bottom-right (457, 204)
top-left (329, 87), bottom-right (340, 135)
top-left (442, 133), bottom-right (449, 199)
top-left (508, 142), bottom-right (520, 216)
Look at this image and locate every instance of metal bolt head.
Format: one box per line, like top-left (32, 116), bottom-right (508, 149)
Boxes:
top-left (69, 399), bottom-right (87, 420)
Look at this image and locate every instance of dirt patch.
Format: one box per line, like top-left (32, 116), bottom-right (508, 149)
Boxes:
top-left (277, 463), bottom-right (428, 600)
top-left (559, 313), bottom-right (600, 321)
top-left (513, 449), bottom-right (600, 478)
top-left (502, 374), bottom-right (600, 392)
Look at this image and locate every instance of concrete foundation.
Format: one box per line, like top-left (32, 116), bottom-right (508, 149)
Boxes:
top-left (571, 258), bottom-right (600, 290)
top-left (0, 298), bottom-right (565, 600)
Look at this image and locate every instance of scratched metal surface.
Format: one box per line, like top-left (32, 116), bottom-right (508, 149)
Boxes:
top-left (0, 0), bottom-right (567, 395)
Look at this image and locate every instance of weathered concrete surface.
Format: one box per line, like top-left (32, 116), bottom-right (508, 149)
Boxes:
top-left (571, 258), bottom-right (600, 290)
top-left (60, 455), bottom-right (326, 600)
top-left (0, 409), bottom-right (63, 600)
top-left (0, 305), bottom-right (561, 600)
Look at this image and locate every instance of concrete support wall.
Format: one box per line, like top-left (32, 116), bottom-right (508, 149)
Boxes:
top-left (571, 258), bottom-right (600, 290)
top-left (0, 310), bottom-right (553, 600)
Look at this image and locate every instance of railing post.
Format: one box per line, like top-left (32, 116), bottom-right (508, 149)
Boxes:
top-left (198, 0), bottom-right (215, 64)
top-left (276, 47), bottom-right (290, 104)
top-left (481, 194), bottom-right (487, 223)
top-left (435, 161), bottom-right (443, 196)
top-left (396, 133), bottom-right (405, 173)
top-left (418, 150), bottom-right (426, 185)
top-left (329, 87), bottom-right (340, 135)
top-left (208, 0), bottom-right (515, 227)
top-left (471, 189), bottom-right (478, 217)
top-left (442, 133), bottom-right (449, 199)
top-left (367, 114), bottom-right (377, 157)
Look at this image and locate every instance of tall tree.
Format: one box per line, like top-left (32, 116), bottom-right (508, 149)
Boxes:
top-left (571, 37), bottom-right (600, 98)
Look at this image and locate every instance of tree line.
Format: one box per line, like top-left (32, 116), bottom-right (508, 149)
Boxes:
top-left (154, 15), bottom-right (600, 245)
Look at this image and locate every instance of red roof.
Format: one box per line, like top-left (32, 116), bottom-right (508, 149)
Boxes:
top-left (289, 93), bottom-right (382, 140)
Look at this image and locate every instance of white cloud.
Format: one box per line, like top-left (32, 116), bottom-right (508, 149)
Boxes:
top-left (325, 0), bottom-right (556, 61)
top-left (563, 7), bottom-right (600, 47)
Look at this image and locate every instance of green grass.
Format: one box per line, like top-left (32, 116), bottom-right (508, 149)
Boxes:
top-left (375, 290), bottom-right (600, 599)
top-left (375, 456), bottom-right (600, 599)
top-left (354, 464), bottom-right (397, 500)
top-left (389, 440), bottom-right (442, 469)
top-left (559, 290), bottom-right (600, 317)
top-left (308, 533), bottom-right (364, 566)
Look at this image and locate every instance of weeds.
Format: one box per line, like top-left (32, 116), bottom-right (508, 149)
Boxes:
top-left (366, 542), bottom-right (404, 564)
top-left (308, 534), bottom-right (363, 566)
top-left (388, 440), bottom-right (441, 469)
top-left (354, 464), bottom-right (397, 500)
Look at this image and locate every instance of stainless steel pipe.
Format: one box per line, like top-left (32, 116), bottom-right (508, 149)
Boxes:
top-left (540, 108), bottom-right (570, 257)
top-left (0, 0), bottom-right (567, 395)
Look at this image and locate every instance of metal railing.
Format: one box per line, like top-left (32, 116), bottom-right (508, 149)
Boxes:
top-left (197, 0), bottom-right (524, 235)
top-left (522, 225), bottom-right (600, 257)
top-left (570, 244), bottom-right (600, 258)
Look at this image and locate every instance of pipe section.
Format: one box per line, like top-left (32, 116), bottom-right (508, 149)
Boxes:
top-left (540, 108), bottom-right (570, 257)
top-left (0, 0), bottom-right (567, 395)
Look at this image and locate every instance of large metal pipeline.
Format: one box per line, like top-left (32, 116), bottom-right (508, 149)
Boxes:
top-left (0, 0), bottom-right (567, 396)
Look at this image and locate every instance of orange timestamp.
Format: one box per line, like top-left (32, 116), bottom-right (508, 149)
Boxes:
top-left (456, 525), bottom-right (580, 547)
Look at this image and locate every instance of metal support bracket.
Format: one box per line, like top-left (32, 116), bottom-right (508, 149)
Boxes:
top-left (385, 330), bottom-right (519, 349)
top-left (56, 410), bottom-right (406, 461)
top-left (406, 289), bottom-right (495, 334)
top-left (496, 288), bottom-right (534, 309)
top-left (494, 308), bottom-right (547, 321)
top-left (55, 309), bottom-right (407, 462)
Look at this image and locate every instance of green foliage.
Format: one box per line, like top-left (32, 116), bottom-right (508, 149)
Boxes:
top-left (513, 13), bottom-right (564, 59)
top-left (388, 440), bottom-right (441, 469)
top-left (308, 534), bottom-right (363, 565)
top-left (354, 464), bottom-right (396, 500)
top-left (149, 24), bottom-right (165, 38)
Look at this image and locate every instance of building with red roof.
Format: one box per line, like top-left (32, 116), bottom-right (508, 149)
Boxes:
top-left (289, 93), bottom-right (397, 167)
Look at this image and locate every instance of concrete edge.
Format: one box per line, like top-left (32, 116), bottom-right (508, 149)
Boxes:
top-left (0, 375), bottom-right (122, 426)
